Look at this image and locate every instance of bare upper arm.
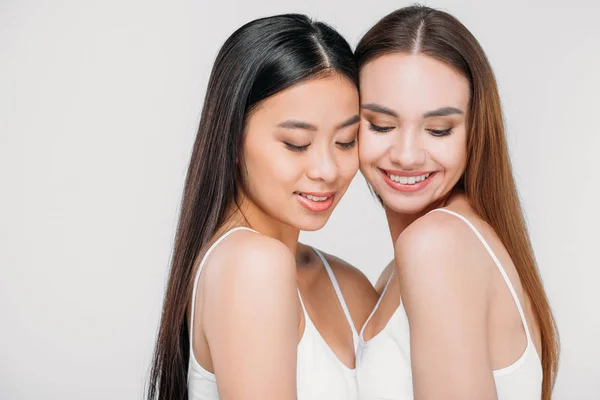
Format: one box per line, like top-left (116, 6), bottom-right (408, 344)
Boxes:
top-left (202, 233), bottom-right (298, 400)
top-left (395, 212), bottom-right (497, 400)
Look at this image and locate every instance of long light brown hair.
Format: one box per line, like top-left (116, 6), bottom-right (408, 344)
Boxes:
top-left (355, 5), bottom-right (559, 398)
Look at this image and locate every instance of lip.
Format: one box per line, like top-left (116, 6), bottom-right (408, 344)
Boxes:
top-left (379, 168), bottom-right (436, 193)
top-left (295, 191), bottom-right (336, 212)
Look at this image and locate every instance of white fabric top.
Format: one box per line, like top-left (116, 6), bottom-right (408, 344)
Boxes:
top-left (187, 227), bottom-right (359, 400)
top-left (356, 208), bottom-right (542, 400)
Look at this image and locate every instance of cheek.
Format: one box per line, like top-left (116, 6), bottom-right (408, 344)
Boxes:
top-left (431, 136), bottom-right (467, 177)
top-left (358, 131), bottom-right (387, 169)
top-left (247, 150), bottom-right (302, 188)
top-left (272, 158), bottom-right (303, 188)
top-left (243, 139), bottom-right (297, 192)
top-left (339, 149), bottom-right (360, 183)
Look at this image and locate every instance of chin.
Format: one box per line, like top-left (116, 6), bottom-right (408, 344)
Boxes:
top-left (381, 196), bottom-right (432, 215)
top-left (294, 215), bottom-right (330, 232)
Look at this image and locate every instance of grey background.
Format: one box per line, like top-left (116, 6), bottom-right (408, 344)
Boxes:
top-left (1, 0), bottom-right (598, 398)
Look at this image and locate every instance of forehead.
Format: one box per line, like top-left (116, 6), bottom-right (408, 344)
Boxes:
top-left (252, 74), bottom-right (358, 121)
top-left (359, 53), bottom-right (470, 115)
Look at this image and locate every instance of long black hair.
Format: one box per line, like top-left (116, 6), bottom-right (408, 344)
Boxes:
top-left (147, 14), bottom-right (357, 399)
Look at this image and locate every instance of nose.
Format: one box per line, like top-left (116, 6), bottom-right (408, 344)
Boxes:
top-left (306, 145), bottom-right (339, 183)
top-left (389, 129), bottom-right (425, 169)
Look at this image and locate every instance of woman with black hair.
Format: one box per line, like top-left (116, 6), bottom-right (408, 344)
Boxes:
top-left (148, 14), bottom-right (378, 400)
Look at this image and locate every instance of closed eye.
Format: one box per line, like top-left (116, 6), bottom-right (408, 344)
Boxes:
top-left (368, 122), bottom-right (394, 133)
top-left (283, 142), bottom-right (309, 152)
top-left (426, 128), bottom-right (453, 137)
top-left (336, 139), bottom-right (357, 149)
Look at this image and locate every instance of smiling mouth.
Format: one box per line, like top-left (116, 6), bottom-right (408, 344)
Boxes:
top-left (384, 171), bottom-right (432, 185)
top-left (294, 191), bottom-right (336, 212)
top-left (294, 192), bottom-right (333, 202)
top-left (378, 168), bottom-right (437, 192)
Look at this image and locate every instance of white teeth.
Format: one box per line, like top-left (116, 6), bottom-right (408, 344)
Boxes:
top-left (387, 172), bottom-right (431, 185)
top-left (301, 194), bottom-right (329, 202)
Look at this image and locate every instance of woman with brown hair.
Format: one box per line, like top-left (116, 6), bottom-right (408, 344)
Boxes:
top-left (354, 5), bottom-right (559, 400)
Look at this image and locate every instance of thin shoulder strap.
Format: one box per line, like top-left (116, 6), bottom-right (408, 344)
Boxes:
top-left (312, 248), bottom-right (359, 338)
top-left (359, 270), bottom-right (394, 339)
top-left (297, 287), bottom-right (309, 317)
top-left (189, 227), bottom-right (258, 349)
top-left (428, 208), bottom-right (533, 342)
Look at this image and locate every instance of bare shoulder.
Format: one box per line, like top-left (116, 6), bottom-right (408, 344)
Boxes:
top-left (213, 229), bottom-right (294, 269)
top-left (203, 230), bottom-right (297, 300)
top-left (395, 209), bottom-right (494, 299)
top-left (399, 209), bottom-right (468, 249)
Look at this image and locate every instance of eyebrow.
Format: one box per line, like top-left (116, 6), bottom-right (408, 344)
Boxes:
top-left (277, 114), bottom-right (360, 131)
top-left (423, 107), bottom-right (464, 118)
top-left (362, 103), bottom-right (464, 119)
top-left (361, 103), bottom-right (398, 117)
top-left (337, 114), bottom-right (360, 129)
top-left (277, 120), bottom-right (317, 131)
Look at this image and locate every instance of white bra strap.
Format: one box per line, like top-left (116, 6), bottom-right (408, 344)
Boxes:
top-left (359, 270), bottom-right (394, 339)
top-left (189, 227), bottom-right (258, 349)
top-left (312, 248), bottom-right (359, 341)
top-left (428, 208), bottom-right (533, 343)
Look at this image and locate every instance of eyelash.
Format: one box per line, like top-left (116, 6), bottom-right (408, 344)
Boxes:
top-left (283, 139), bottom-right (357, 153)
top-left (368, 123), bottom-right (394, 133)
top-left (427, 128), bottom-right (453, 137)
top-left (368, 123), bottom-right (453, 137)
top-left (284, 142), bottom-right (309, 152)
top-left (337, 139), bottom-right (357, 149)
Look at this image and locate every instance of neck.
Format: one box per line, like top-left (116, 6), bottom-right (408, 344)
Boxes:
top-left (227, 192), bottom-right (300, 255)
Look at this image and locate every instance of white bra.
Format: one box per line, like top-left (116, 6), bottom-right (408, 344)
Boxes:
top-left (187, 227), bottom-right (359, 400)
top-left (356, 209), bottom-right (543, 400)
